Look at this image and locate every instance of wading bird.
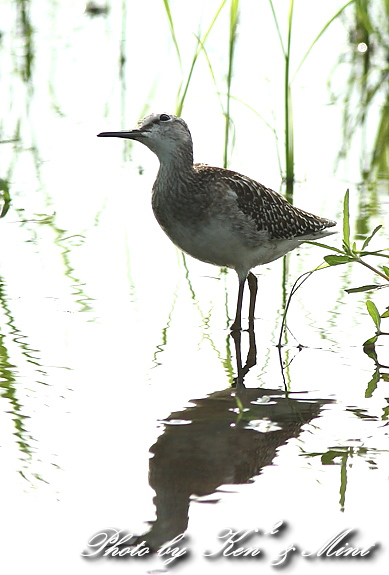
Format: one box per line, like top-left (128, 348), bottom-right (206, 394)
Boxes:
top-left (98, 113), bottom-right (336, 331)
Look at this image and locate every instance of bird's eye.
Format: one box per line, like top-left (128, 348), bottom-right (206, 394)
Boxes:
top-left (159, 114), bottom-right (171, 122)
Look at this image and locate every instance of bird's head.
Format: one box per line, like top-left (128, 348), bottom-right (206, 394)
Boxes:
top-left (98, 113), bottom-right (193, 164)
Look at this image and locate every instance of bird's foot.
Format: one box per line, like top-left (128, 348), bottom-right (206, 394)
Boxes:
top-left (230, 321), bottom-right (241, 333)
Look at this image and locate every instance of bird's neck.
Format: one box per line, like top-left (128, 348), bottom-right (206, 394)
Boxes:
top-left (155, 145), bottom-right (194, 183)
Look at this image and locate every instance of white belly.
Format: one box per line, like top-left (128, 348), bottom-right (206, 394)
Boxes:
top-left (165, 218), bottom-right (303, 273)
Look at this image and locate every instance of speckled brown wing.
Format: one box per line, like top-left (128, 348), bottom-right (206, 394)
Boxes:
top-left (195, 164), bottom-right (336, 240)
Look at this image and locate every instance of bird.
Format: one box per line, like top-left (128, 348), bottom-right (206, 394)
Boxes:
top-left (98, 113), bottom-right (336, 332)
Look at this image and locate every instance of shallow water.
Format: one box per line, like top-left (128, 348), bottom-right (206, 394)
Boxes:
top-left (1, 1), bottom-right (388, 574)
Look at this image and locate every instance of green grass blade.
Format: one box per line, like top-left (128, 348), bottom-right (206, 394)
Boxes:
top-left (343, 189), bottom-right (350, 248)
top-left (306, 240), bottom-right (344, 254)
top-left (366, 300), bottom-right (381, 331)
top-left (371, 91), bottom-right (389, 177)
top-left (345, 284), bottom-right (380, 294)
top-left (224, 0), bottom-right (239, 168)
top-left (194, 36), bottom-right (225, 113)
top-left (360, 250), bottom-right (389, 259)
top-left (218, 94), bottom-right (283, 174)
top-left (292, 0), bottom-right (356, 81)
top-left (268, 0), bottom-right (285, 56)
top-left (362, 225), bottom-right (382, 250)
top-left (175, 0), bottom-right (228, 115)
top-left (162, 0), bottom-right (182, 70)
top-left (176, 37), bottom-right (201, 116)
top-left (284, 0), bottom-right (295, 200)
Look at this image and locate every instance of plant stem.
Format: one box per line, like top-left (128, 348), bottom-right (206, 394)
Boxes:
top-left (224, 0), bottom-right (239, 168)
top-left (285, 0), bottom-right (294, 201)
top-left (356, 258), bottom-right (389, 282)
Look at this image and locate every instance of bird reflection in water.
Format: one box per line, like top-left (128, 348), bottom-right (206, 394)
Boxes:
top-left (123, 328), bottom-right (330, 552)
top-left (230, 325), bottom-right (257, 387)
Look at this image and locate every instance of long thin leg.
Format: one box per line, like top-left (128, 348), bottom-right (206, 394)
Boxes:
top-left (230, 275), bottom-right (246, 332)
top-left (231, 328), bottom-right (244, 387)
top-left (247, 272), bottom-right (258, 331)
top-left (231, 323), bottom-right (257, 387)
top-left (245, 324), bottom-right (257, 370)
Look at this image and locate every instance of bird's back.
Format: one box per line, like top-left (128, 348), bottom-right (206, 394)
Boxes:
top-left (192, 164), bottom-right (336, 241)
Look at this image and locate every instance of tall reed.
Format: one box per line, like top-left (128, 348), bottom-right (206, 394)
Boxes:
top-left (269, 0), bottom-right (357, 200)
top-left (284, 0), bottom-right (294, 200)
top-left (223, 0), bottom-right (239, 168)
top-left (335, 0), bottom-right (389, 179)
top-left (268, 0), bottom-right (294, 200)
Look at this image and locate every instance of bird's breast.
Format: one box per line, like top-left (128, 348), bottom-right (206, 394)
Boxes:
top-left (151, 192), bottom-right (290, 271)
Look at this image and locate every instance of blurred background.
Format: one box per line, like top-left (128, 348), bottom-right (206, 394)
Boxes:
top-left (0, 1), bottom-right (388, 573)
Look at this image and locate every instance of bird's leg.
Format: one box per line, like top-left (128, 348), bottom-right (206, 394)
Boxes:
top-left (247, 272), bottom-right (258, 331)
top-left (245, 323), bottom-right (257, 370)
top-left (230, 328), bottom-right (244, 387)
top-left (230, 275), bottom-right (246, 332)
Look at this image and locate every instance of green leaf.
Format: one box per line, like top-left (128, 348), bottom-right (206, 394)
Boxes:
top-left (359, 250), bottom-right (389, 259)
top-left (382, 266), bottom-right (389, 278)
top-left (362, 225), bottom-right (382, 250)
top-left (343, 189), bottom-right (350, 248)
top-left (366, 300), bottom-right (381, 331)
top-left (306, 241), bottom-right (344, 254)
top-left (321, 450), bottom-right (344, 465)
top-left (0, 178), bottom-right (11, 219)
top-left (345, 284), bottom-right (380, 294)
top-left (324, 255), bottom-right (354, 266)
top-left (365, 369), bottom-right (380, 398)
top-left (363, 337), bottom-right (378, 357)
top-left (381, 309), bottom-right (389, 319)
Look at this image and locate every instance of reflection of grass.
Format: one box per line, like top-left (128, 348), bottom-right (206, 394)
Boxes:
top-left (26, 213), bottom-right (96, 314)
top-left (0, 178), bottom-right (11, 219)
top-left (13, 143), bottom-right (95, 313)
top-left (152, 281), bottom-right (180, 369)
top-left (305, 443), bottom-right (386, 511)
top-left (152, 252), bottom-right (236, 384)
top-left (0, 276), bottom-right (37, 475)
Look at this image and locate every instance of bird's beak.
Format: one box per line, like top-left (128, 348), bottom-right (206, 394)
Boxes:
top-left (97, 129), bottom-right (144, 139)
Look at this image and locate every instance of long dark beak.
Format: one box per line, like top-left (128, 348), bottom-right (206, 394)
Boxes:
top-left (97, 130), bottom-right (143, 139)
